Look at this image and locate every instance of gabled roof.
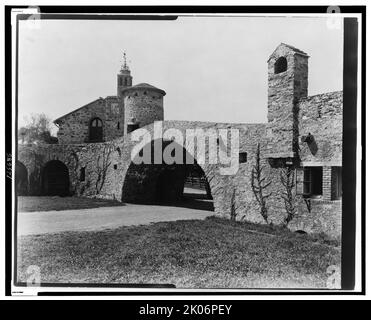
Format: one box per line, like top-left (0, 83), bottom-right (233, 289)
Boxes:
top-left (54, 95), bottom-right (118, 124)
top-left (268, 43), bottom-right (309, 61)
top-left (279, 43), bottom-right (308, 56)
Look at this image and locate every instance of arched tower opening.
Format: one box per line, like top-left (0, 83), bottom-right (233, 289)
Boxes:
top-left (274, 56), bottom-right (287, 74)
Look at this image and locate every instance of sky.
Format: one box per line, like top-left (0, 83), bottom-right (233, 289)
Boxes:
top-left (18, 16), bottom-right (343, 133)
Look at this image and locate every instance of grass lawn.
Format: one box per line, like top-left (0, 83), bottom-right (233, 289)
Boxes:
top-left (18, 196), bottom-right (125, 212)
top-left (17, 217), bottom-right (340, 288)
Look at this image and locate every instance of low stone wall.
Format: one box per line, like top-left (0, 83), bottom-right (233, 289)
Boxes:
top-left (289, 198), bottom-right (342, 239)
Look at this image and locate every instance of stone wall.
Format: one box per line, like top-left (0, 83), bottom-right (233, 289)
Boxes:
top-left (18, 121), bottom-right (266, 221)
top-left (159, 121), bottom-right (267, 222)
top-left (289, 199), bottom-right (342, 239)
top-left (298, 91), bottom-right (343, 164)
top-left (17, 99), bottom-right (343, 238)
top-left (55, 96), bottom-right (125, 144)
top-left (18, 143), bottom-right (86, 195)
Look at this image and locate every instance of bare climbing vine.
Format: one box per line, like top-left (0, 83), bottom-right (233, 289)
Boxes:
top-left (280, 166), bottom-right (296, 226)
top-left (95, 143), bottom-right (114, 194)
top-left (85, 143), bottom-right (114, 195)
top-left (230, 188), bottom-right (237, 221)
top-left (251, 143), bottom-right (272, 224)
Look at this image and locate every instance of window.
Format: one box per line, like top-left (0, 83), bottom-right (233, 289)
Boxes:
top-left (303, 167), bottom-right (323, 197)
top-left (117, 122), bottom-right (120, 130)
top-left (113, 164), bottom-right (118, 170)
top-left (127, 123), bottom-right (139, 133)
top-left (124, 78), bottom-right (127, 86)
top-left (119, 77), bottom-right (122, 86)
top-left (239, 152), bottom-right (247, 163)
top-left (274, 57), bottom-right (288, 74)
top-left (331, 167), bottom-right (342, 200)
top-left (89, 117), bottom-right (103, 142)
top-left (80, 167), bottom-right (85, 182)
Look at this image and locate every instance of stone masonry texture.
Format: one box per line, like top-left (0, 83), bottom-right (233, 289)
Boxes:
top-left (17, 43), bottom-right (343, 239)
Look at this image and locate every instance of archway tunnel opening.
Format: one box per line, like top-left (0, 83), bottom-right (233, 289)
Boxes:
top-left (182, 164), bottom-right (212, 200)
top-left (42, 160), bottom-right (70, 196)
top-left (121, 139), bottom-right (214, 211)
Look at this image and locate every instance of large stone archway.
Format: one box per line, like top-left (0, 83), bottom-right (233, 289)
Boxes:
top-left (42, 160), bottom-right (70, 196)
top-left (121, 139), bottom-right (214, 210)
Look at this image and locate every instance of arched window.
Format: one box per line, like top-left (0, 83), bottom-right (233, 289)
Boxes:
top-left (274, 57), bottom-right (288, 74)
top-left (89, 117), bottom-right (103, 142)
top-left (119, 77), bottom-right (123, 86)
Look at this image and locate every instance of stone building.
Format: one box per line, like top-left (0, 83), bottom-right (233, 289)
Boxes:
top-left (54, 55), bottom-right (166, 144)
top-left (17, 44), bottom-right (343, 238)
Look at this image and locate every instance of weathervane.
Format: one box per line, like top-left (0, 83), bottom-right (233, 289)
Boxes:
top-left (121, 51), bottom-right (130, 72)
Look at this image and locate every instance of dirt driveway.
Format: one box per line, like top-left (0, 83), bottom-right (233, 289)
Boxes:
top-left (17, 203), bottom-right (214, 236)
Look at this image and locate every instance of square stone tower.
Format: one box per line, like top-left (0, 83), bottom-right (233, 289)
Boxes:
top-left (117, 52), bottom-right (133, 98)
top-left (267, 43), bottom-right (309, 159)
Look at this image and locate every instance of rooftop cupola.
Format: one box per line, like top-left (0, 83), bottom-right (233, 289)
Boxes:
top-left (117, 51), bottom-right (133, 97)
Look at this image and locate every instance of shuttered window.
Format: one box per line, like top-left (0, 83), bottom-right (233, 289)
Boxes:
top-left (296, 167), bottom-right (323, 197)
top-left (331, 167), bottom-right (342, 200)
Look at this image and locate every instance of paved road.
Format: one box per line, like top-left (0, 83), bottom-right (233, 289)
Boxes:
top-left (17, 203), bottom-right (214, 236)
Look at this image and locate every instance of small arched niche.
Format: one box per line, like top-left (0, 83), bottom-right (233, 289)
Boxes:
top-left (274, 57), bottom-right (288, 74)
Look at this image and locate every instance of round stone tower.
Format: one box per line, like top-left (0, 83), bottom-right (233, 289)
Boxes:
top-left (122, 83), bottom-right (166, 134)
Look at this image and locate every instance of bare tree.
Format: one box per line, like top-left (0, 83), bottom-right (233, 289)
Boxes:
top-left (18, 113), bottom-right (58, 144)
top-left (280, 166), bottom-right (296, 226)
top-left (251, 143), bottom-right (272, 224)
